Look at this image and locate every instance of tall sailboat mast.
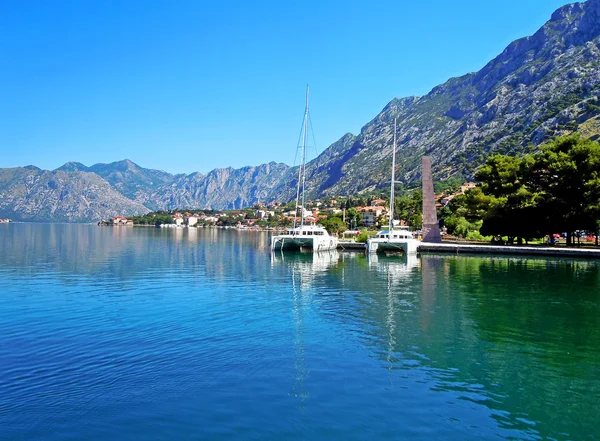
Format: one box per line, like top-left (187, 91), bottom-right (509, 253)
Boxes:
top-left (301, 86), bottom-right (309, 228)
top-left (389, 118), bottom-right (397, 234)
top-left (270, 86), bottom-right (339, 252)
top-left (294, 85), bottom-right (310, 229)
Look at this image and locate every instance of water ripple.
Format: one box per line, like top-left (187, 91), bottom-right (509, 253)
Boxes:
top-left (0, 225), bottom-right (599, 440)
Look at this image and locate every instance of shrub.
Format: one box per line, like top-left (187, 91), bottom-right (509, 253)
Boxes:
top-left (355, 231), bottom-right (376, 243)
top-left (466, 231), bottom-right (489, 241)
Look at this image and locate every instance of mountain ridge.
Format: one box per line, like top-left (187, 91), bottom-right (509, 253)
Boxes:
top-left (2, 0), bottom-right (600, 221)
top-left (0, 167), bottom-right (150, 222)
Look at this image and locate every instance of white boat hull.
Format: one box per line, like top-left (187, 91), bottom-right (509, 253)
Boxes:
top-left (367, 238), bottom-right (419, 254)
top-left (271, 234), bottom-right (338, 252)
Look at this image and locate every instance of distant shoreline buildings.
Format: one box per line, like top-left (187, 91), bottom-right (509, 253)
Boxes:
top-left (102, 181), bottom-right (480, 231)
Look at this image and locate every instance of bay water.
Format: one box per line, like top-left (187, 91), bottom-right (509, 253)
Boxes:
top-left (1, 224), bottom-right (599, 440)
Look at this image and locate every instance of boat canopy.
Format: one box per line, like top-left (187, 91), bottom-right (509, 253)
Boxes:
top-left (375, 229), bottom-right (414, 239)
top-left (286, 226), bottom-right (327, 236)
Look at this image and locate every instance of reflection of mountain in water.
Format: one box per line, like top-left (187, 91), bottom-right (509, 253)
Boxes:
top-left (268, 251), bottom-right (600, 439)
top-left (418, 255), bottom-right (600, 439)
top-left (338, 254), bottom-right (600, 439)
top-left (3, 224), bottom-right (599, 438)
top-left (0, 224), bottom-right (273, 287)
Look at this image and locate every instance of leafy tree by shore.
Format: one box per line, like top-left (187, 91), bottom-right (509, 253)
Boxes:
top-left (320, 216), bottom-right (347, 235)
top-left (444, 135), bottom-right (600, 244)
top-left (394, 191), bottom-right (423, 229)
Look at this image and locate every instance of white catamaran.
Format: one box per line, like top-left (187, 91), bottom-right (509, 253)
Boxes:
top-left (270, 86), bottom-right (338, 252)
top-left (367, 118), bottom-right (419, 255)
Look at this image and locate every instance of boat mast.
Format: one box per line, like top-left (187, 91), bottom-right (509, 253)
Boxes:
top-left (389, 117), bottom-right (397, 234)
top-left (295, 85), bottom-right (309, 229)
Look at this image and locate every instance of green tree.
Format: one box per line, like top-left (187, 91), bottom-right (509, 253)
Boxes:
top-left (474, 153), bottom-right (542, 242)
top-left (472, 135), bottom-right (600, 245)
top-left (394, 190), bottom-right (422, 229)
top-left (320, 217), bottom-right (347, 235)
top-left (527, 135), bottom-right (600, 244)
top-left (346, 207), bottom-right (361, 229)
top-left (476, 155), bottom-right (525, 198)
top-left (445, 216), bottom-right (483, 238)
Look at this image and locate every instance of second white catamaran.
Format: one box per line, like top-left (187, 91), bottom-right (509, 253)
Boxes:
top-left (270, 86), bottom-right (338, 252)
top-left (367, 118), bottom-right (419, 255)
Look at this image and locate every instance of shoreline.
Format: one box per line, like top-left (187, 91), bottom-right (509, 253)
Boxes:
top-left (335, 241), bottom-right (600, 259)
top-left (417, 242), bottom-right (600, 259)
top-left (17, 222), bottom-right (600, 258)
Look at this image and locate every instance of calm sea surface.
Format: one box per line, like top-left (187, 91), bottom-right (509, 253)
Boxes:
top-left (1, 223), bottom-right (599, 440)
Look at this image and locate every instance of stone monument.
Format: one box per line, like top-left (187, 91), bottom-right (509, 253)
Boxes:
top-left (421, 156), bottom-right (442, 243)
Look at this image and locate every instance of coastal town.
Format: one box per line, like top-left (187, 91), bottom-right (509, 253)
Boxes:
top-left (103, 182), bottom-right (475, 232)
top-left (105, 197), bottom-right (402, 231)
top-left (100, 167), bottom-right (599, 251)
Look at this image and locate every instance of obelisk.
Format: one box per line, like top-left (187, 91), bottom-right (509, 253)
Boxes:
top-left (421, 156), bottom-right (442, 243)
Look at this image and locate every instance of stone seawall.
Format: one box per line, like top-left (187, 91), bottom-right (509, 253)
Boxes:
top-left (336, 241), bottom-right (600, 259)
top-left (418, 242), bottom-right (600, 259)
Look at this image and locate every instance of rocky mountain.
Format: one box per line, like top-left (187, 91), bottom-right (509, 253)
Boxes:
top-left (295, 0), bottom-right (600, 197)
top-left (148, 162), bottom-right (290, 210)
top-left (0, 168), bottom-right (150, 222)
top-left (57, 159), bottom-right (179, 209)
top-left (56, 162), bottom-right (90, 172)
top-left (2, 0), bottom-right (600, 221)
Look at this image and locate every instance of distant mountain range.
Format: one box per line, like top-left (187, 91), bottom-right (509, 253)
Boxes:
top-left (2, 0), bottom-right (600, 222)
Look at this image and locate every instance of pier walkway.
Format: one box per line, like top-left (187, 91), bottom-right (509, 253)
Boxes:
top-left (418, 242), bottom-right (600, 259)
top-left (337, 240), bottom-right (600, 259)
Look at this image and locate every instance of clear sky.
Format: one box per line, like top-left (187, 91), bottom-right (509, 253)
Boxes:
top-left (0, 0), bottom-right (571, 174)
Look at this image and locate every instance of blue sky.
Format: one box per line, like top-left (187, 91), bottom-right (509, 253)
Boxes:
top-left (0, 0), bottom-right (571, 174)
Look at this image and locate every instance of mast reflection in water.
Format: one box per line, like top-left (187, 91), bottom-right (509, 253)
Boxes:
top-left (271, 251), bottom-right (340, 409)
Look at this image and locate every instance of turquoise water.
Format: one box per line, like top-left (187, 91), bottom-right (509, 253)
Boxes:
top-left (1, 224), bottom-right (599, 440)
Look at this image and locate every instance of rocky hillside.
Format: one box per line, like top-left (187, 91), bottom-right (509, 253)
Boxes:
top-left (146, 0), bottom-right (600, 204)
top-left (148, 162), bottom-right (290, 211)
top-left (1, 0), bottom-right (600, 221)
top-left (296, 0), bottom-right (600, 197)
top-left (0, 168), bottom-right (150, 222)
top-left (57, 159), bottom-right (179, 209)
